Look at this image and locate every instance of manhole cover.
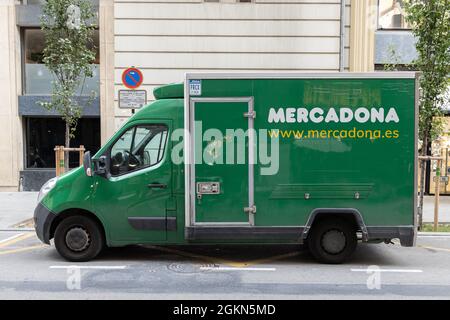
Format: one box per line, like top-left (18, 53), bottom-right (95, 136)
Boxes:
top-left (167, 262), bottom-right (207, 274)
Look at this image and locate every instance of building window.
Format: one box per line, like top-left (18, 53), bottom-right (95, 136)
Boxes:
top-left (25, 117), bottom-right (100, 169)
top-left (22, 28), bottom-right (100, 95)
top-left (378, 0), bottom-right (410, 29)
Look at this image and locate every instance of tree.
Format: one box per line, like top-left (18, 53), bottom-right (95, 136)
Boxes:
top-left (39, 0), bottom-right (97, 171)
top-left (405, 0), bottom-right (450, 227)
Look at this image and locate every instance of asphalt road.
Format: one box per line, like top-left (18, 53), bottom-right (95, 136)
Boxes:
top-left (0, 231), bottom-right (450, 300)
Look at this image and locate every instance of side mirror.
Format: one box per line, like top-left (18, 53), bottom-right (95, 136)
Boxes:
top-left (93, 155), bottom-right (109, 178)
top-left (83, 151), bottom-right (93, 177)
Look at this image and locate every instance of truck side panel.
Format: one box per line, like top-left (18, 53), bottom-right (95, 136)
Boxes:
top-left (194, 78), bottom-right (415, 228)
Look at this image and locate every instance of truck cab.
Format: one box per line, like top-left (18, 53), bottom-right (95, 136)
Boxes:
top-left (34, 83), bottom-right (185, 261)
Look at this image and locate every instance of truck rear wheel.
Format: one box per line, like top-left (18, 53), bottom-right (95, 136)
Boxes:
top-left (54, 215), bottom-right (104, 262)
top-left (307, 217), bottom-right (357, 264)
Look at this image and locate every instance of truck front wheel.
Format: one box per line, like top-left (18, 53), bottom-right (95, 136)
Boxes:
top-left (54, 215), bottom-right (105, 262)
top-left (307, 218), bottom-right (357, 264)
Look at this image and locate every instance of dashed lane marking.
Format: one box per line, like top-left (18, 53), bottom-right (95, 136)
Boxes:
top-left (351, 268), bottom-right (423, 273)
top-left (49, 266), bottom-right (127, 270)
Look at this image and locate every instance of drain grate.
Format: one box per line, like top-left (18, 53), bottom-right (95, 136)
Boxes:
top-left (167, 262), bottom-right (202, 274)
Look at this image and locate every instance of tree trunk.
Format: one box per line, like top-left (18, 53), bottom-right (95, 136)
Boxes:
top-left (65, 121), bottom-right (70, 172)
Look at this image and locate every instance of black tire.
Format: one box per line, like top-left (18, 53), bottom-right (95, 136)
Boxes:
top-left (54, 215), bottom-right (105, 262)
top-left (307, 217), bottom-right (357, 264)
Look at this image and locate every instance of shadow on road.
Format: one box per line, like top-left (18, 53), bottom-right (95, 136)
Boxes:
top-left (81, 242), bottom-right (398, 266)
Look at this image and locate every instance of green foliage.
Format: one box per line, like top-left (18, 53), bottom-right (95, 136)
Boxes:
top-left (421, 223), bottom-right (450, 232)
top-left (39, 0), bottom-right (97, 141)
top-left (405, 0), bottom-right (450, 146)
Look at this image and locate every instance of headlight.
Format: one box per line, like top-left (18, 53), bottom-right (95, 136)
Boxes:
top-left (37, 177), bottom-right (58, 203)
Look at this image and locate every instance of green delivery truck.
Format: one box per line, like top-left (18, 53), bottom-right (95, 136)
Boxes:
top-left (34, 72), bottom-right (418, 264)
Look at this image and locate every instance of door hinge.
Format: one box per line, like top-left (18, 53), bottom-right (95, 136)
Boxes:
top-left (243, 111), bottom-right (256, 118)
top-left (244, 205), bottom-right (256, 214)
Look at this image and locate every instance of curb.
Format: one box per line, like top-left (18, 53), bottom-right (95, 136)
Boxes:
top-left (418, 232), bottom-right (450, 236)
top-left (0, 228), bottom-right (35, 232)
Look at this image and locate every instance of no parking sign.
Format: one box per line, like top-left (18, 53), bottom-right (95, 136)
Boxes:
top-left (122, 67), bottom-right (143, 89)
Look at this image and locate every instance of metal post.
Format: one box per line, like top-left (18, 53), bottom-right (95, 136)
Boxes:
top-left (418, 159), bottom-right (425, 228)
top-left (434, 160), bottom-right (441, 232)
top-left (79, 145), bottom-right (85, 167)
top-left (55, 146), bottom-right (87, 174)
top-left (54, 146), bottom-right (60, 176)
top-left (418, 156), bottom-right (443, 231)
top-left (59, 146), bottom-right (65, 175)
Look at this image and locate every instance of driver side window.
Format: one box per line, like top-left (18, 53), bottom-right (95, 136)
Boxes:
top-left (110, 124), bottom-right (168, 176)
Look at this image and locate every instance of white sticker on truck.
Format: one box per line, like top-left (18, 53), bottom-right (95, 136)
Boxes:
top-left (189, 80), bottom-right (202, 96)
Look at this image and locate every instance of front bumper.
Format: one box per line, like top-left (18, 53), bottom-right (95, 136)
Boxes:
top-left (34, 203), bottom-right (56, 244)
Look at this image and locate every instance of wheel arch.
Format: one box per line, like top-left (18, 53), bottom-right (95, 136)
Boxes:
top-left (49, 208), bottom-right (107, 243)
top-left (302, 208), bottom-right (368, 241)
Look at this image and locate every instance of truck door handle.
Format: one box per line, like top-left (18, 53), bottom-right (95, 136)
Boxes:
top-left (147, 183), bottom-right (167, 189)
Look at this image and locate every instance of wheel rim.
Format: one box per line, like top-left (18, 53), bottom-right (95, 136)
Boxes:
top-left (65, 227), bottom-right (91, 252)
top-left (320, 229), bottom-right (346, 255)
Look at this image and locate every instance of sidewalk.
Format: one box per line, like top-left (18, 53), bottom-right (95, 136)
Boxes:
top-left (423, 195), bottom-right (450, 223)
top-left (0, 192), bottom-right (37, 229)
top-left (0, 192), bottom-right (449, 229)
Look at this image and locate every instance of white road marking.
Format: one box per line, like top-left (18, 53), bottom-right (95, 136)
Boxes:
top-left (200, 266), bottom-right (276, 271)
top-left (417, 233), bottom-right (450, 237)
top-left (417, 235), bottom-right (450, 238)
top-left (49, 265), bottom-right (127, 270)
top-left (0, 233), bottom-right (24, 244)
top-left (351, 268), bottom-right (423, 273)
top-left (419, 245), bottom-right (450, 253)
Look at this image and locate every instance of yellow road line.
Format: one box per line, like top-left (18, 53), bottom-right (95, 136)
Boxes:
top-left (146, 245), bottom-right (236, 266)
top-left (0, 233), bottom-right (25, 245)
top-left (0, 232), bottom-right (35, 249)
top-left (419, 245), bottom-right (450, 253)
top-left (229, 251), bottom-right (300, 268)
top-left (10, 218), bottom-right (34, 228)
top-left (146, 245), bottom-right (299, 268)
top-left (0, 244), bottom-right (47, 256)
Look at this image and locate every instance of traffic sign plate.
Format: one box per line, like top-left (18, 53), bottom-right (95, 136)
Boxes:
top-left (118, 90), bottom-right (147, 109)
top-left (122, 67), bottom-right (143, 89)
